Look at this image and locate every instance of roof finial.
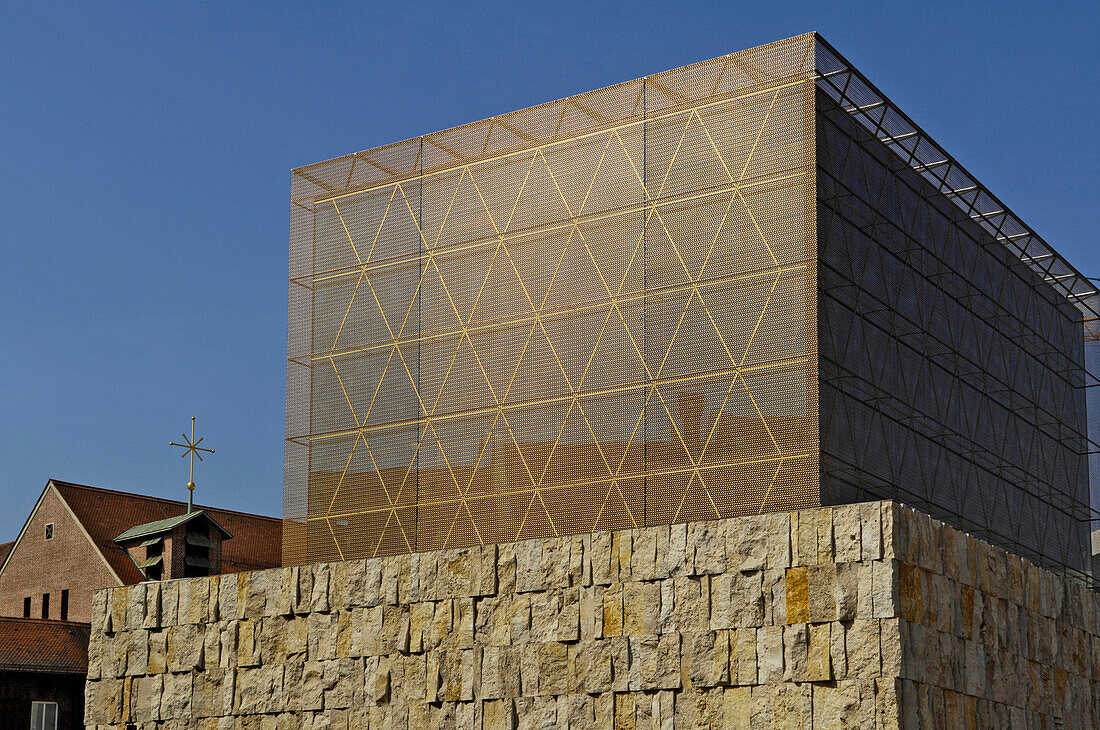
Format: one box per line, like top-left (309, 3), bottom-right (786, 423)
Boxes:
top-left (170, 417), bottom-right (214, 513)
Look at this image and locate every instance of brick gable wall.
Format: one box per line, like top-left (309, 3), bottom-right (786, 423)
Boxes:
top-left (0, 486), bottom-right (119, 623)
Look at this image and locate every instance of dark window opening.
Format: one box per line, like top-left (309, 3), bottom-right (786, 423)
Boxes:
top-left (44, 522), bottom-right (53, 540)
top-left (184, 528), bottom-right (212, 578)
top-left (23, 596), bottom-right (31, 618)
top-left (60, 589), bottom-right (69, 621)
top-left (41, 592), bottom-right (49, 619)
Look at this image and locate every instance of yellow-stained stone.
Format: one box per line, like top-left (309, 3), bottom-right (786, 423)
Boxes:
top-left (786, 566), bottom-right (809, 624)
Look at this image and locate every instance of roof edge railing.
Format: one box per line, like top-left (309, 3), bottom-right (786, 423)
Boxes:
top-left (810, 33), bottom-right (1100, 328)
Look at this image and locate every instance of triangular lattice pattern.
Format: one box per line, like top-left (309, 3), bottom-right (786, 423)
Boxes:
top-left (287, 36), bottom-right (820, 563)
top-left (816, 92), bottom-right (1090, 574)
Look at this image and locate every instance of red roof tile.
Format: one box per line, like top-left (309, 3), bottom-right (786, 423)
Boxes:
top-left (51, 480), bottom-right (281, 585)
top-left (0, 617), bottom-right (89, 674)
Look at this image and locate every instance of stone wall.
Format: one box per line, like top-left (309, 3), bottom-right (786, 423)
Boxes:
top-left (83, 502), bottom-right (1100, 728)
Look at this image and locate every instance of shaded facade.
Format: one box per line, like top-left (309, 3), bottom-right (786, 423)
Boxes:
top-left (0, 617), bottom-right (88, 730)
top-left (286, 34), bottom-right (1095, 574)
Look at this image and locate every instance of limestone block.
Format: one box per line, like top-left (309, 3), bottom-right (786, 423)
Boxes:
top-left (898, 563), bottom-right (923, 624)
top-left (630, 523), bottom-right (659, 581)
top-left (591, 530), bottom-right (615, 586)
top-left (709, 573), bottom-right (736, 630)
top-left (659, 577), bottom-right (676, 634)
top-left (872, 560), bottom-right (900, 619)
top-left (555, 587), bottom-right (580, 642)
top-left (765, 511), bottom-right (791, 570)
top-left (178, 574), bottom-right (209, 624)
top-left (672, 575), bottom-right (708, 632)
top-left (829, 562), bottom-right (857, 624)
top-left (830, 619), bottom-right (848, 680)
top-left (143, 583), bottom-right (162, 630)
top-left (160, 671), bottom-right (193, 720)
top-left (537, 641), bottom-right (568, 695)
top-left (809, 564), bottom-right (839, 623)
top-left (732, 628), bottom-right (757, 686)
top-left (880, 503), bottom-right (900, 561)
top-left (483, 698), bottom-right (516, 730)
top-left (875, 677), bottom-right (900, 729)
top-left (107, 587), bottom-right (127, 635)
top-left (688, 630), bottom-right (730, 688)
top-left (452, 597), bottom-right (476, 649)
top-left (603, 583), bottom-right (623, 637)
top-left (167, 623), bottom-right (205, 672)
top-left (147, 629), bottom-right (167, 674)
top-left (762, 569), bottom-right (786, 626)
top-left (86, 677), bottom-right (124, 725)
top-left (126, 583), bottom-right (146, 631)
top-left (832, 504), bottom-right (862, 564)
top-left (786, 566), bottom-right (809, 624)
top-left (323, 657), bottom-right (362, 709)
top-left (378, 605), bottom-right (410, 655)
top-left (808, 622), bottom-right (832, 681)
top-left (515, 539), bottom-right (543, 593)
top-left (846, 619), bottom-right (881, 678)
top-left (693, 520), bottom-right (725, 575)
top-left (310, 563), bottom-right (331, 613)
top-left (515, 696), bottom-right (557, 730)
top-left (783, 623), bottom-right (808, 681)
top-left (728, 515), bottom-right (768, 572)
top-left (579, 585), bottom-right (604, 641)
top-left (614, 529), bottom-right (633, 583)
top-left (662, 522), bottom-right (691, 577)
top-left (480, 645), bottom-right (520, 699)
top-left (811, 680), bottom-right (863, 728)
top-left (722, 686), bottom-right (752, 730)
top-left (86, 631), bottom-right (104, 682)
top-left (474, 544), bottom-right (499, 597)
top-left (757, 625), bottom-right (784, 683)
top-left (880, 618), bottom-right (902, 679)
top-left (540, 537), bottom-right (569, 591)
top-left (609, 635), bottom-right (632, 693)
top-left (308, 611), bottom-right (338, 660)
top-left (197, 574), bottom-right (226, 624)
top-left (623, 580), bottom-right (660, 635)
top-left (126, 631), bottom-right (149, 677)
top-left (131, 674), bottom-right (163, 722)
top-left (237, 664), bottom-right (285, 715)
top-left (579, 639), bottom-right (613, 694)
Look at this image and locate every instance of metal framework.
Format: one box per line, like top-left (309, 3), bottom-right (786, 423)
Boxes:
top-left (287, 35), bottom-right (820, 564)
top-left (286, 34), bottom-right (1094, 575)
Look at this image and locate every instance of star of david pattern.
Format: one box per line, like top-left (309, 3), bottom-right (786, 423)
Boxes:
top-left (288, 38), bottom-right (821, 562)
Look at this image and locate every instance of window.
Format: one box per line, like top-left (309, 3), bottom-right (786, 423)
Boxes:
top-left (30, 701), bottom-right (58, 730)
top-left (41, 593), bottom-right (49, 620)
top-left (60, 590), bottom-right (69, 621)
top-left (23, 596), bottom-right (31, 618)
top-left (44, 523), bottom-right (53, 541)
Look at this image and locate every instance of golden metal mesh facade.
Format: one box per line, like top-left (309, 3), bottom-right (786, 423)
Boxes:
top-left (286, 34), bottom-right (820, 564)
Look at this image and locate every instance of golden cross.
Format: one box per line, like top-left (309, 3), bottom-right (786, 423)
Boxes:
top-left (170, 416), bottom-right (214, 513)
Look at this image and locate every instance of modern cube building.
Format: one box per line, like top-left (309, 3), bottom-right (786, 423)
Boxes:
top-left (285, 33), bottom-right (1097, 575)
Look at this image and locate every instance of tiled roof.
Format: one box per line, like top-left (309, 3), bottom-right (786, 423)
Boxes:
top-left (0, 541), bottom-right (13, 568)
top-left (114, 510), bottom-right (231, 542)
top-left (51, 480), bottom-right (281, 585)
top-left (0, 617), bottom-right (89, 674)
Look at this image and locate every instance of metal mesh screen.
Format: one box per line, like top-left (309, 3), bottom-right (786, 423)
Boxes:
top-left (816, 89), bottom-right (1091, 575)
top-left (286, 34), bottom-right (820, 564)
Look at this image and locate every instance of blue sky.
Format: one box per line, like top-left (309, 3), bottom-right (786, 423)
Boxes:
top-left (0, 1), bottom-right (1097, 541)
